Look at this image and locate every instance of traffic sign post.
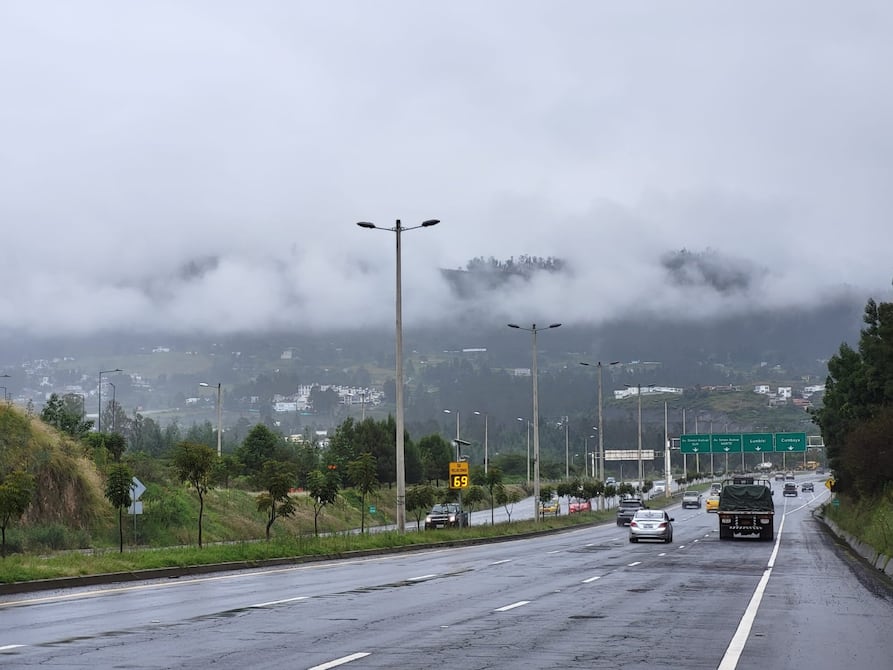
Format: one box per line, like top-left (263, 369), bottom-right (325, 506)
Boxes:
top-left (775, 432), bottom-right (807, 452)
top-left (742, 433), bottom-right (773, 452)
top-left (680, 434), bottom-right (710, 454)
top-left (710, 434), bottom-right (742, 453)
top-left (449, 461), bottom-right (470, 490)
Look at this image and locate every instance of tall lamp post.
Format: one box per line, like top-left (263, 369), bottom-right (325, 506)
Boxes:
top-left (357, 218), bottom-right (440, 533)
top-left (474, 410), bottom-right (489, 473)
top-left (580, 361), bottom-right (620, 484)
top-left (107, 382), bottom-right (116, 433)
top-left (625, 383), bottom-right (655, 493)
top-left (200, 382), bottom-right (223, 457)
top-left (443, 409), bottom-right (460, 454)
top-left (561, 416), bottom-right (569, 479)
top-left (97, 368), bottom-right (122, 433)
top-left (517, 417), bottom-right (531, 484)
top-left (508, 322), bottom-right (562, 522)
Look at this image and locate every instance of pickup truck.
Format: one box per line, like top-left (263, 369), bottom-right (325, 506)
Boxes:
top-left (616, 497), bottom-right (647, 526)
top-left (717, 477), bottom-right (775, 541)
top-left (424, 503), bottom-right (469, 530)
top-left (682, 490), bottom-right (702, 508)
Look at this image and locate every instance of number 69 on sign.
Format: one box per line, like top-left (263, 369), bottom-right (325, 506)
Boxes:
top-left (450, 474), bottom-right (469, 489)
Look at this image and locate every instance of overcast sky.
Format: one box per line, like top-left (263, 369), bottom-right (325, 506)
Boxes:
top-left (3, 1), bottom-right (892, 338)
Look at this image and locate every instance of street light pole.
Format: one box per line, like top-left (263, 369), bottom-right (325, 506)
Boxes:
top-left (443, 409), bottom-right (460, 455)
top-left (564, 416), bottom-right (569, 479)
top-left (474, 411), bottom-right (488, 473)
top-left (357, 218), bottom-right (440, 534)
top-left (98, 368), bottom-right (122, 433)
top-left (200, 382), bottom-right (223, 457)
top-left (581, 361), bottom-right (620, 485)
top-left (509, 322), bottom-right (562, 522)
top-left (517, 417), bottom-right (531, 483)
top-left (108, 382), bottom-right (116, 433)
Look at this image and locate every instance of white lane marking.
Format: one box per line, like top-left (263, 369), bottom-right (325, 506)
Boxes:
top-left (717, 513), bottom-right (787, 669)
top-left (252, 596), bottom-right (307, 607)
top-left (585, 543), bottom-right (595, 547)
top-left (308, 652), bottom-right (371, 670)
top-left (495, 600), bottom-right (530, 612)
top-left (677, 545), bottom-right (685, 549)
top-left (582, 576), bottom-right (602, 583)
top-left (627, 561), bottom-right (641, 567)
top-left (658, 552), bottom-right (666, 557)
top-left (547, 550), bottom-right (560, 554)
top-left (490, 559), bottom-right (512, 565)
top-left (408, 574), bottom-right (437, 581)
top-left (0, 645), bottom-right (24, 651)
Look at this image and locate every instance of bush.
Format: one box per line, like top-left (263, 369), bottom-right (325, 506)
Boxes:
top-left (23, 524), bottom-right (92, 552)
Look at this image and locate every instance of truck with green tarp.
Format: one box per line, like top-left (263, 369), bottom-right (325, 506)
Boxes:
top-left (717, 477), bottom-right (775, 541)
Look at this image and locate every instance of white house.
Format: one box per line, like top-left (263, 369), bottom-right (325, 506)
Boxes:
top-left (754, 384), bottom-right (771, 395)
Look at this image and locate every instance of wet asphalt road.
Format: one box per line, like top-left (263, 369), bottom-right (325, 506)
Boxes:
top-left (1, 477), bottom-right (891, 669)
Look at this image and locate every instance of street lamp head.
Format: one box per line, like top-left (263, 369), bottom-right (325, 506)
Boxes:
top-left (356, 221), bottom-right (376, 229)
top-left (199, 382), bottom-right (210, 388)
top-left (421, 219), bottom-right (440, 227)
top-left (507, 323), bottom-right (520, 329)
top-left (548, 323), bottom-right (562, 329)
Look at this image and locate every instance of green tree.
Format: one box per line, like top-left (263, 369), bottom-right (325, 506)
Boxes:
top-left (813, 296), bottom-right (893, 494)
top-left (172, 442), bottom-right (216, 548)
top-left (405, 483), bottom-right (437, 530)
top-left (40, 393), bottom-right (93, 438)
top-left (105, 432), bottom-right (127, 462)
top-left (495, 485), bottom-right (522, 522)
top-left (463, 484), bottom-right (486, 513)
top-left (237, 424), bottom-right (287, 482)
top-left (0, 470), bottom-right (34, 558)
top-left (306, 467), bottom-right (341, 536)
top-left (347, 452), bottom-right (379, 534)
top-left (255, 461), bottom-right (297, 540)
top-left (482, 467), bottom-right (504, 526)
top-left (417, 434), bottom-right (452, 485)
top-left (105, 463), bottom-right (133, 552)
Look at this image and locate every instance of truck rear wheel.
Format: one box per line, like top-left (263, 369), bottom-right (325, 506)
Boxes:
top-left (719, 525), bottom-right (733, 540)
top-left (760, 523), bottom-right (774, 541)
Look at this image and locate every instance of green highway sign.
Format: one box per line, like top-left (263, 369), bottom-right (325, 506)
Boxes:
top-left (711, 434), bottom-right (742, 453)
top-left (677, 432), bottom-right (810, 454)
top-left (680, 434), bottom-right (711, 454)
top-left (775, 432), bottom-right (807, 452)
top-left (743, 433), bottom-right (774, 453)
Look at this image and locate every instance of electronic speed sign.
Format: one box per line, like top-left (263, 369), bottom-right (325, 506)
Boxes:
top-left (449, 461), bottom-right (470, 489)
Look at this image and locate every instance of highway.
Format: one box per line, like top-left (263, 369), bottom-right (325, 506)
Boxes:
top-left (1, 475), bottom-right (891, 669)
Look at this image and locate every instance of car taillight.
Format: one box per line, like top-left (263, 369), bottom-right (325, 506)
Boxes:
top-left (658, 522), bottom-right (667, 529)
top-left (630, 521), bottom-right (638, 527)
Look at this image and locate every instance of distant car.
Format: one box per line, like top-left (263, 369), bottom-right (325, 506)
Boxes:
top-left (785, 472), bottom-right (796, 481)
top-left (568, 498), bottom-right (592, 513)
top-left (710, 482), bottom-right (723, 495)
top-left (605, 477), bottom-right (617, 486)
top-left (816, 468), bottom-right (825, 475)
top-left (682, 490), bottom-right (702, 509)
top-left (774, 473), bottom-right (785, 481)
top-left (540, 497), bottom-right (560, 516)
top-left (801, 482), bottom-right (815, 493)
top-left (629, 509), bottom-right (674, 543)
top-left (705, 493), bottom-right (720, 512)
top-left (424, 503), bottom-right (469, 529)
top-left (616, 497), bottom-right (646, 526)
top-left (783, 483), bottom-right (798, 497)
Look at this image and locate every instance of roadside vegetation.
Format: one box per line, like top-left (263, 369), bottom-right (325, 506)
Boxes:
top-left (812, 289), bottom-right (893, 556)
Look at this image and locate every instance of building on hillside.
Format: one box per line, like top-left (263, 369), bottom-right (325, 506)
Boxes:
top-left (754, 384), bottom-right (771, 395)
